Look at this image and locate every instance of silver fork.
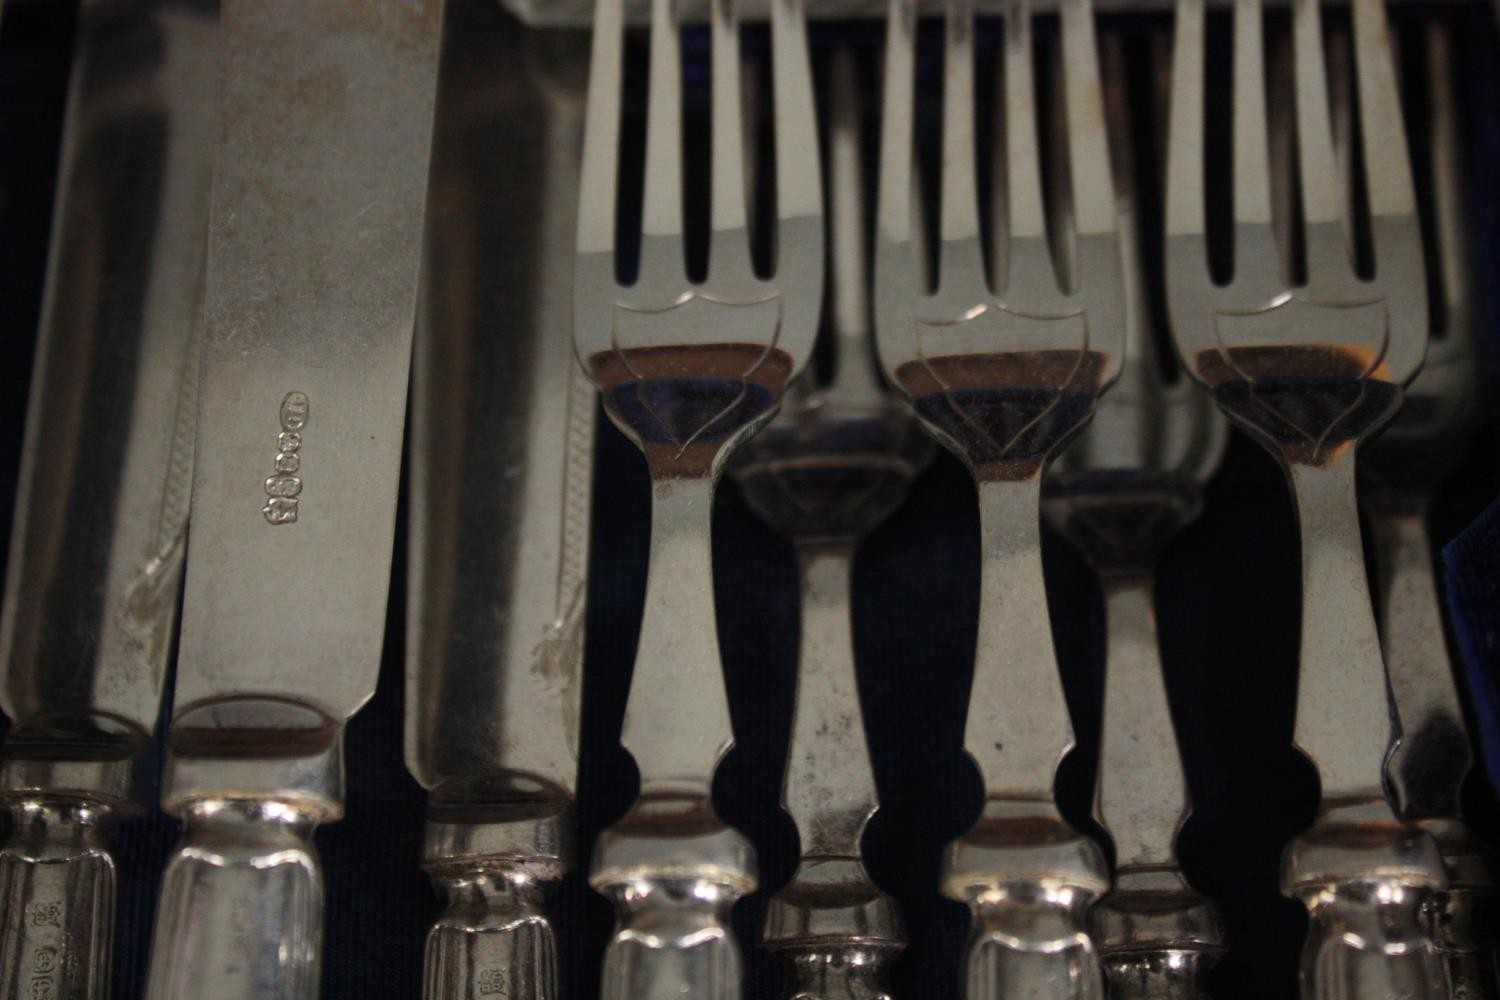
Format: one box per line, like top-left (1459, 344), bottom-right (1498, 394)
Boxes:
top-left (1043, 32), bottom-right (1228, 1000)
top-left (1356, 21), bottom-right (1500, 1000)
top-left (1164, 0), bottom-right (1449, 995)
top-left (573, 1), bottom-right (824, 997)
top-left (732, 47), bottom-right (931, 1000)
top-left (875, 0), bottom-right (1123, 995)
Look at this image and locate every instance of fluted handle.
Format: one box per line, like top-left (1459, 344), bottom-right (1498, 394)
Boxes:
top-left (763, 857), bottom-right (903, 1000)
top-left (0, 800), bottom-right (116, 1000)
top-left (424, 863), bottom-right (561, 1000)
top-left (1090, 870), bottom-right (1224, 1000)
top-left (596, 873), bottom-right (746, 1000)
top-left (144, 798), bottom-right (323, 1000)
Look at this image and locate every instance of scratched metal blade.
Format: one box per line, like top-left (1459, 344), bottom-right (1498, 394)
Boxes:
top-left (405, 20), bottom-right (593, 812)
top-left (173, 0), bottom-right (442, 736)
top-left (1, 0), bottom-right (214, 778)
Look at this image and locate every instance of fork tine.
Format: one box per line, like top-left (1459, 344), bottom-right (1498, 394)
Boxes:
top-left (1003, 0), bottom-right (1057, 296)
top-left (1426, 22), bottom-right (1473, 348)
top-left (1292, 0), bottom-right (1355, 277)
top-left (771, 0), bottom-right (822, 228)
top-left (940, 0), bottom-right (988, 293)
top-left (639, 0), bottom-right (687, 286)
top-left (1166, 0), bottom-right (1207, 256)
top-left (710, 0), bottom-right (754, 280)
top-left (1355, 0), bottom-right (1426, 374)
top-left (578, 0), bottom-right (625, 257)
top-left (1061, 0), bottom-right (1113, 242)
top-left (878, 0), bottom-right (918, 283)
top-left (1232, 0), bottom-right (1283, 283)
top-left (826, 48), bottom-right (887, 408)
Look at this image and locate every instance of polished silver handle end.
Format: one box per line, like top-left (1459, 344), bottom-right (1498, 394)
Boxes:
top-left (945, 811), bottom-right (1110, 1000)
top-left (591, 811), bottom-right (756, 1000)
top-left (145, 798), bottom-right (325, 1000)
top-left (1283, 804), bottom-right (1448, 1000)
top-left (763, 857), bottom-right (903, 1000)
top-left (0, 798), bottom-right (117, 1000)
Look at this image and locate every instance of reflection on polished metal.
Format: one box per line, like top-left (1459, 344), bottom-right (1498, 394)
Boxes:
top-left (573, 0), bottom-right (824, 994)
top-left (732, 49), bottom-right (929, 1000)
top-left (141, 2), bottom-right (444, 998)
top-left (1359, 21), bottom-right (1499, 999)
top-left (874, 0), bottom-right (1123, 995)
top-left (1164, 0), bottom-right (1447, 994)
top-left (406, 12), bottom-right (595, 999)
top-left (0, 1), bottom-right (214, 996)
top-left (1044, 35), bottom-right (1227, 999)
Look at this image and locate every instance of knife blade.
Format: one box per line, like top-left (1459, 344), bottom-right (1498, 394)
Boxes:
top-left (405, 12), bottom-right (594, 998)
top-left (0, 2), bottom-right (214, 996)
top-left (142, 3), bottom-right (444, 998)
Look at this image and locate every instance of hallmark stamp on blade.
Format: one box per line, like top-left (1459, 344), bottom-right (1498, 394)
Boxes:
top-left (262, 391), bottom-right (308, 524)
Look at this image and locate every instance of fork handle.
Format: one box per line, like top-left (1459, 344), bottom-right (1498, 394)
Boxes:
top-left (1283, 805), bottom-right (1448, 1000)
top-left (945, 817), bottom-right (1109, 1000)
top-left (591, 815), bottom-right (756, 1000)
top-left (0, 798), bottom-right (116, 1000)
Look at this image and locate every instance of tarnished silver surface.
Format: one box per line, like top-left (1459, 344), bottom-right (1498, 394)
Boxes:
top-left (0, 1), bottom-right (214, 996)
top-left (1164, 0), bottom-right (1447, 994)
top-left (405, 9), bottom-right (594, 998)
top-left (732, 48), bottom-right (928, 1000)
top-left (1044, 33), bottom-right (1227, 1000)
top-left (143, 2), bottom-right (444, 998)
top-left (1360, 21), bottom-right (1499, 999)
top-left (574, 0), bottom-right (824, 994)
top-left (874, 0), bottom-right (1122, 994)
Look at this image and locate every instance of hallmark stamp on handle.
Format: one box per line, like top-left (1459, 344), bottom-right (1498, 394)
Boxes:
top-left (263, 392), bottom-right (308, 524)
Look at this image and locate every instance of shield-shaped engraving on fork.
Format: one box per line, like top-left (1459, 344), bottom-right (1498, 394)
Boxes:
top-left (894, 304), bottom-right (1107, 481)
top-left (588, 291), bottom-right (792, 477)
top-left (1200, 295), bottom-right (1401, 466)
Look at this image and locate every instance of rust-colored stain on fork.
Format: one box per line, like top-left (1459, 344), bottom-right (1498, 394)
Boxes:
top-left (590, 343), bottom-right (795, 477)
top-left (895, 349), bottom-right (1109, 481)
top-left (1195, 344), bottom-right (1399, 467)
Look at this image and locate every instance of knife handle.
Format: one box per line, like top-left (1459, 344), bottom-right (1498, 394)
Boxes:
top-left (145, 797), bottom-right (324, 1000)
top-left (1091, 871), bottom-right (1224, 1000)
top-left (0, 799), bottom-right (116, 1000)
top-left (424, 861), bottom-right (563, 1000)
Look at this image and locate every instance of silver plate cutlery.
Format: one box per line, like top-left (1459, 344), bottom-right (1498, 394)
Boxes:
top-left (0, 0), bottom-right (1496, 996)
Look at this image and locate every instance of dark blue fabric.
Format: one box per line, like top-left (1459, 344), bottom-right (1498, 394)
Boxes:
top-left (1447, 498), bottom-right (1500, 798)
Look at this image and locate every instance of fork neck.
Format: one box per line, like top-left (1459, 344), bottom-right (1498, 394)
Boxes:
top-left (1285, 458), bottom-right (1389, 805)
top-left (619, 476), bottom-right (733, 800)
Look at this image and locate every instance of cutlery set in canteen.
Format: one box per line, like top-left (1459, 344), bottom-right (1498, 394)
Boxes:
top-left (0, 0), bottom-right (1495, 997)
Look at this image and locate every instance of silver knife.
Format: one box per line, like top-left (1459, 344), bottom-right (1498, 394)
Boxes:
top-left (142, 3), bottom-right (444, 998)
top-left (0, 2), bottom-right (214, 997)
top-left (406, 17), bottom-right (594, 1000)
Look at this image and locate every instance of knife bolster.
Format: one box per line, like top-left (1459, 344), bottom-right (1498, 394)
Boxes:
top-left (422, 815), bottom-right (571, 1000)
top-left (159, 722), bottom-right (344, 822)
